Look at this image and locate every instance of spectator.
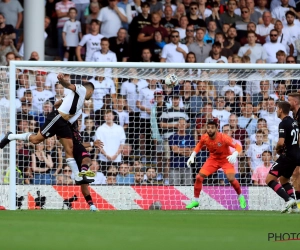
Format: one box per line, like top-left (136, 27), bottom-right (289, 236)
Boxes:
top-left (188, 2), bottom-right (206, 30)
top-left (284, 11), bottom-right (300, 58)
top-left (235, 7), bottom-right (251, 34)
top-left (238, 102), bottom-right (258, 136)
top-left (0, 13), bottom-right (16, 39)
top-left (45, 136), bottom-right (63, 177)
top-left (149, 0), bottom-right (163, 15)
top-left (0, 34), bottom-right (21, 65)
top-left (161, 5), bottom-right (179, 35)
top-left (198, 0), bottom-right (212, 19)
top-left (151, 30), bottom-right (166, 62)
top-left (72, 0), bottom-right (89, 24)
top-left (238, 31), bottom-right (267, 63)
top-left (266, 20), bottom-right (294, 57)
top-left (90, 160), bottom-right (106, 185)
top-left (95, 110), bottom-right (126, 173)
top-left (255, 0), bottom-right (269, 15)
top-left (34, 101), bottom-right (53, 127)
top-left (107, 165), bottom-right (118, 176)
top-left (271, 0), bottom-right (298, 25)
top-left (239, 22), bottom-right (266, 46)
top-left (260, 97), bottom-right (282, 138)
top-left (175, 16), bottom-right (189, 40)
top-left (224, 26), bottom-right (241, 54)
top-left (188, 27), bottom-right (212, 63)
top-left (143, 167), bottom-right (158, 184)
top-left (85, 1), bottom-right (101, 34)
top-left (203, 20), bottom-right (217, 44)
top-left (134, 171), bottom-right (144, 184)
top-left (205, 2), bottom-right (222, 32)
top-left (29, 51), bottom-right (40, 61)
top-left (249, 118), bottom-right (269, 142)
top-left (0, 0), bottom-right (23, 30)
top-left (271, 82), bottom-right (288, 101)
top-left (228, 113), bottom-right (248, 147)
top-left (270, 0), bottom-right (296, 12)
top-left (255, 11), bottom-right (274, 37)
top-left (117, 0), bottom-right (133, 30)
top-left (168, 118), bottom-right (194, 185)
top-left (204, 41), bottom-right (228, 63)
top-left (77, 19), bottom-right (103, 62)
top-left (220, 0), bottom-right (241, 26)
top-left (276, 50), bottom-right (287, 64)
top-left (17, 102), bottom-right (34, 121)
top-left (106, 174), bottom-right (117, 185)
top-left (116, 162), bottom-right (134, 184)
top-left (48, 83), bottom-right (64, 106)
top-left (97, 0), bottom-right (128, 38)
top-left (17, 74), bottom-right (35, 101)
top-left (246, 0), bottom-right (262, 24)
top-left (160, 30), bottom-right (188, 63)
top-left (196, 80), bottom-right (217, 102)
top-left (252, 150), bottom-right (273, 185)
top-left (56, 165), bottom-right (74, 185)
top-left (213, 32), bottom-right (233, 62)
top-left (180, 24), bottom-right (195, 46)
top-left (114, 97), bottom-right (129, 130)
top-left (55, 0), bottom-right (76, 59)
top-left (31, 142), bottom-right (54, 185)
top-left (263, 29), bottom-right (287, 63)
top-left (128, 2), bottom-right (151, 61)
top-left (246, 130), bottom-right (270, 172)
top-left (162, 0), bottom-right (177, 15)
top-left (137, 12), bottom-right (168, 52)
top-left (31, 74), bottom-right (54, 114)
top-left (62, 7), bottom-right (82, 61)
top-left (174, 3), bottom-right (186, 22)
top-left (212, 96), bottom-right (230, 131)
top-left (224, 90), bottom-right (241, 115)
top-left (91, 37), bottom-right (117, 75)
top-left (220, 79), bottom-right (243, 103)
top-left (108, 28), bottom-right (129, 62)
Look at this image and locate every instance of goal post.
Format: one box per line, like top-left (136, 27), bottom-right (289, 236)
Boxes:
top-left (2, 61), bottom-right (300, 211)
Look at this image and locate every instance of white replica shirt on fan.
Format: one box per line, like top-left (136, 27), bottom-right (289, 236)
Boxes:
top-left (58, 84), bottom-right (86, 117)
top-left (246, 143), bottom-right (270, 171)
top-left (78, 33), bottom-right (104, 61)
top-left (161, 43), bottom-right (189, 63)
top-left (204, 56), bottom-right (228, 63)
top-left (91, 50), bottom-right (117, 76)
top-left (90, 77), bottom-right (116, 110)
top-left (17, 86), bottom-right (36, 99)
top-left (266, 29), bottom-right (292, 54)
top-left (212, 109), bottom-right (231, 131)
top-left (63, 20), bottom-right (82, 47)
top-left (284, 24), bottom-right (300, 56)
top-left (114, 110), bottom-right (129, 127)
top-left (45, 72), bottom-right (59, 95)
top-left (97, 6), bottom-right (126, 38)
top-left (237, 44), bottom-right (268, 63)
top-left (120, 79), bottom-right (148, 112)
top-left (255, 23), bottom-right (274, 36)
top-left (138, 87), bottom-right (163, 119)
top-left (271, 6), bottom-right (290, 24)
top-left (95, 123), bottom-right (126, 162)
top-left (32, 90), bottom-right (54, 113)
top-left (263, 42), bottom-right (287, 63)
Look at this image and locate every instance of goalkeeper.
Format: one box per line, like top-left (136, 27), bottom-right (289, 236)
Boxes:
top-left (186, 120), bottom-right (247, 209)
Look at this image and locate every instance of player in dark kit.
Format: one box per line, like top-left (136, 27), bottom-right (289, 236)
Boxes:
top-left (287, 92), bottom-right (300, 212)
top-left (265, 101), bottom-right (298, 213)
top-left (70, 121), bottom-right (103, 211)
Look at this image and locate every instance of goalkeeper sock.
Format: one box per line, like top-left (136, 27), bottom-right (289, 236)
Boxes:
top-left (84, 195), bottom-right (94, 206)
top-left (194, 175), bottom-right (203, 198)
top-left (230, 179), bottom-right (241, 195)
top-left (282, 183), bottom-right (296, 199)
top-left (295, 190), bottom-right (300, 200)
top-left (268, 180), bottom-right (290, 202)
top-left (81, 164), bottom-right (89, 171)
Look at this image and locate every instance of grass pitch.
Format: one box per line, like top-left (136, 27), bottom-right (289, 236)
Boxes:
top-left (0, 210), bottom-right (299, 250)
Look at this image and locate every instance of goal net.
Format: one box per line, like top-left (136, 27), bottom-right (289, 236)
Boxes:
top-left (1, 61), bottom-right (300, 211)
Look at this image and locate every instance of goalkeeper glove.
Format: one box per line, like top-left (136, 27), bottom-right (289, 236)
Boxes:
top-left (187, 152), bottom-right (196, 167)
top-left (227, 151), bottom-right (239, 164)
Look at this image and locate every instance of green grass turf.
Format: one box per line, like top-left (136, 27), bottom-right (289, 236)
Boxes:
top-left (0, 210), bottom-right (299, 250)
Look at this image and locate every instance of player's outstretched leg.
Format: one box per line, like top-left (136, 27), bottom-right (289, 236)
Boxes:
top-left (186, 174), bottom-right (205, 209)
top-left (226, 173), bottom-right (247, 209)
top-left (266, 174), bottom-right (296, 213)
top-left (0, 131), bottom-right (44, 149)
top-left (81, 184), bottom-right (98, 211)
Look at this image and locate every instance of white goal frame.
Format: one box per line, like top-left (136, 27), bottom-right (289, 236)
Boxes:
top-left (7, 61), bottom-right (300, 210)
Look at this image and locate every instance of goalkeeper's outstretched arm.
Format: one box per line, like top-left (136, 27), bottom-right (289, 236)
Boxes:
top-left (187, 140), bottom-right (204, 167)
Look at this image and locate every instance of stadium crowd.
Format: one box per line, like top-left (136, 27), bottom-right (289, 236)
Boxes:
top-left (0, 0), bottom-right (300, 188)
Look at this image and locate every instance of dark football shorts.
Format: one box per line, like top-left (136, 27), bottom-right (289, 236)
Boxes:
top-left (40, 110), bottom-right (73, 139)
top-left (269, 155), bottom-right (298, 179)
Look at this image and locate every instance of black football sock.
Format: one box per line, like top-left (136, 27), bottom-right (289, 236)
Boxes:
top-left (282, 183), bottom-right (296, 199)
top-left (81, 164), bottom-right (89, 172)
top-left (84, 195), bottom-right (94, 206)
top-left (295, 191), bottom-right (300, 200)
top-left (268, 180), bottom-right (290, 202)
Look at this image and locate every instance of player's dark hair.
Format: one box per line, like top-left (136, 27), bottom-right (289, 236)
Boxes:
top-left (207, 119), bottom-right (218, 127)
top-left (83, 82), bottom-right (94, 90)
top-left (277, 101), bottom-right (291, 114)
top-left (262, 150), bottom-right (272, 156)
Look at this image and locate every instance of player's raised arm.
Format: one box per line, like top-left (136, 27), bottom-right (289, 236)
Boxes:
top-left (57, 73), bottom-right (76, 91)
top-left (224, 134), bottom-right (242, 164)
top-left (187, 138), bottom-right (204, 167)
